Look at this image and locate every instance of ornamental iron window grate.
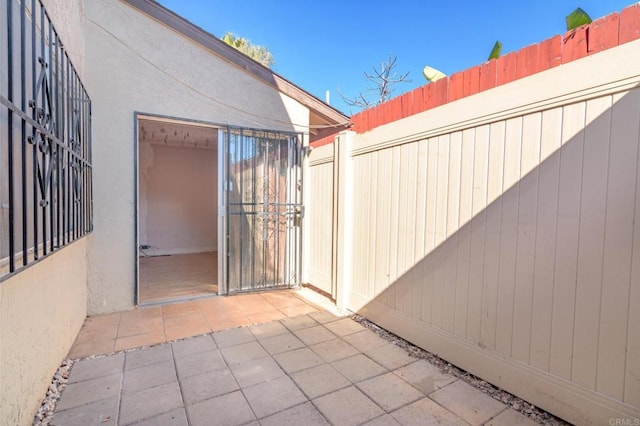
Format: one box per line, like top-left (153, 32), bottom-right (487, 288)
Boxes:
top-left (1, 0), bottom-right (92, 280)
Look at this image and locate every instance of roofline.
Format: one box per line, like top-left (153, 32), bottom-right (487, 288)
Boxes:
top-left (122, 0), bottom-right (350, 125)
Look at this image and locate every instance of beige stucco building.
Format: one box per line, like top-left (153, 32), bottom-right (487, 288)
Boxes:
top-left (2, 0), bottom-right (640, 425)
top-left (0, 1), bottom-right (346, 424)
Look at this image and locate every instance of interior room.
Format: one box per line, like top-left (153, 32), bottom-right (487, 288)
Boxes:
top-left (137, 117), bottom-right (219, 304)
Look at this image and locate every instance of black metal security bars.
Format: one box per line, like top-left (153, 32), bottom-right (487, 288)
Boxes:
top-left (1, 0), bottom-right (92, 280)
top-left (225, 127), bottom-right (303, 293)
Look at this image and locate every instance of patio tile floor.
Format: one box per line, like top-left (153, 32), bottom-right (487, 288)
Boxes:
top-left (49, 288), bottom-right (540, 425)
top-left (68, 289), bottom-right (320, 359)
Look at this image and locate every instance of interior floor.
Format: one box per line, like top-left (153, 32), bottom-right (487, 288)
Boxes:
top-left (138, 252), bottom-right (218, 305)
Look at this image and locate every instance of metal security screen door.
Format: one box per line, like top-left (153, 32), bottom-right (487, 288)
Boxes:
top-left (222, 127), bottom-right (303, 293)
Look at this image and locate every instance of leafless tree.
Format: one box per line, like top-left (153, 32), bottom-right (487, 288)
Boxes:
top-left (340, 55), bottom-right (411, 110)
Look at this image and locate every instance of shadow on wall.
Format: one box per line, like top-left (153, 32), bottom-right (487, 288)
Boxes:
top-left (352, 88), bottom-right (640, 424)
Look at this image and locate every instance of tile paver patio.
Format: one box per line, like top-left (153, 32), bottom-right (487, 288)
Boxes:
top-left (47, 289), bottom-right (543, 425)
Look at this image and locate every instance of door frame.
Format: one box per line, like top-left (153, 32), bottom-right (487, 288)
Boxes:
top-left (133, 112), bottom-right (224, 305)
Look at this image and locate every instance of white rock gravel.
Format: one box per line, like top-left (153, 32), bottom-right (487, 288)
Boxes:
top-left (32, 359), bottom-right (73, 426)
top-left (351, 314), bottom-right (569, 425)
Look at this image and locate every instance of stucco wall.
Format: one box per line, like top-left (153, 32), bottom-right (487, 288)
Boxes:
top-left (139, 143), bottom-right (217, 254)
top-left (41, 0), bottom-right (84, 77)
top-left (83, 0), bottom-right (309, 313)
top-left (0, 239), bottom-right (88, 426)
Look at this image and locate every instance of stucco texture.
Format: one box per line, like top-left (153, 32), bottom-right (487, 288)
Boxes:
top-left (0, 239), bottom-right (88, 426)
top-left (40, 0), bottom-right (85, 77)
top-left (83, 0), bottom-right (309, 314)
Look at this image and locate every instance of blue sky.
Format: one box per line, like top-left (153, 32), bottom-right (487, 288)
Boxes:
top-left (158, 0), bottom-right (634, 116)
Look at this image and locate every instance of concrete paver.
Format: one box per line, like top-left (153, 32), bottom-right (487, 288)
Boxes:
top-left (485, 408), bottom-right (542, 426)
top-left (280, 314), bottom-right (320, 330)
top-left (259, 402), bottom-right (329, 426)
top-left (212, 326), bottom-right (255, 348)
top-left (393, 358), bottom-right (457, 394)
top-left (123, 359), bottom-right (177, 393)
top-left (259, 331), bottom-right (305, 355)
top-left (249, 320), bottom-right (289, 339)
top-left (273, 347), bottom-right (324, 373)
top-left (242, 375), bottom-right (307, 418)
top-left (391, 397), bottom-right (469, 425)
top-left (228, 356), bottom-right (285, 388)
top-left (170, 334), bottom-right (216, 358)
top-left (119, 381), bottom-right (183, 425)
top-left (293, 324), bottom-right (337, 345)
top-left (67, 353), bottom-right (124, 383)
top-left (47, 297), bottom-right (548, 426)
top-left (342, 329), bottom-right (389, 352)
top-left (310, 337), bottom-right (359, 362)
top-left (291, 363), bottom-right (351, 399)
top-left (50, 396), bottom-right (119, 426)
top-left (219, 340), bottom-right (269, 365)
top-left (180, 368), bottom-right (238, 406)
top-left (133, 408), bottom-right (189, 426)
top-left (365, 343), bottom-right (416, 370)
top-left (363, 414), bottom-right (402, 425)
top-left (331, 353), bottom-right (387, 382)
top-left (324, 317), bottom-right (367, 336)
top-left (56, 373), bottom-right (122, 411)
top-left (187, 391), bottom-right (255, 426)
top-left (430, 380), bottom-right (507, 425)
top-left (175, 349), bottom-right (226, 378)
top-left (357, 372), bottom-right (424, 411)
top-left (313, 386), bottom-right (385, 426)
top-left (126, 343), bottom-right (173, 369)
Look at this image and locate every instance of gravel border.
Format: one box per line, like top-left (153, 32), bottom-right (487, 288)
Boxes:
top-left (351, 314), bottom-right (569, 425)
top-left (33, 360), bottom-right (73, 426)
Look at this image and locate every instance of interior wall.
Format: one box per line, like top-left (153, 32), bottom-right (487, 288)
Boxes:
top-left (139, 142), bottom-right (217, 255)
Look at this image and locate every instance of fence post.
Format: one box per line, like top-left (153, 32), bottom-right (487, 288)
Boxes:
top-left (334, 130), bottom-right (355, 313)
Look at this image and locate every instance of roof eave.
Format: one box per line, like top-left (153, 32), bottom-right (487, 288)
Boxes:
top-left (122, 0), bottom-right (350, 126)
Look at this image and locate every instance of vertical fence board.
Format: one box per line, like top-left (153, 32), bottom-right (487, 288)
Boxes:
top-left (572, 96), bottom-right (612, 389)
top-left (413, 141), bottom-right (429, 318)
top-left (496, 117), bottom-right (523, 355)
top-left (369, 152), bottom-right (380, 299)
top-left (549, 102), bottom-right (586, 379)
top-left (421, 137), bottom-right (439, 322)
top-left (530, 107), bottom-right (562, 371)
top-left (388, 146), bottom-right (402, 307)
top-left (467, 125), bottom-right (490, 343)
top-left (481, 121), bottom-right (506, 349)
top-left (401, 142), bottom-right (419, 313)
top-left (307, 160), bottom-right (334, 292)
top-left (396, 144), bottom-right (410, 310)
top-left (626, 97), bottom-right (640, 406)
top-left (443, 133), bottom-right (462, 332)
top-left (432, 135), bottom-right (450, 327)
top-left (454, 129), bottom-right (475, 336)
top-left (596, 90), bottom-right (639, 399)
top-left (375, 150), bottom-right (391, 302)
top-left (512, 113), bottom-right (542, 363)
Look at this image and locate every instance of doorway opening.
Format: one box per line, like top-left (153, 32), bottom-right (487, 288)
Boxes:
top-left (137, 116), bottom-right (219, 305)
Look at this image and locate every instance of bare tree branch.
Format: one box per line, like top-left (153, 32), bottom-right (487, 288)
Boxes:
top-left (341, 55), bottom-right (411, 111)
